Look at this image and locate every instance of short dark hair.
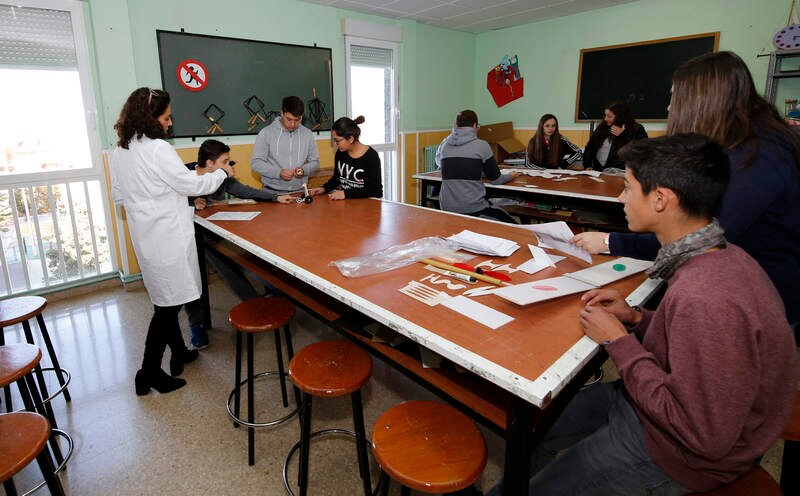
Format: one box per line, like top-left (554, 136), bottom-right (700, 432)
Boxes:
top-left (619, 133), bottom-right (730, 219)
top-left (455, 109), bottom-right (478, 127)
top-left (197, 139), bottom-right (230, 168)
top-left (281, 96), bottom-right (304, 117)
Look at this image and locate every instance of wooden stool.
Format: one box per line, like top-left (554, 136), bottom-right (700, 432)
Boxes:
top-left (0, 296), bottom-right (71, 412)
top-left (780, 391), bottom-right (800, 495)
top-left (372, 400), bottom-right (487, 495)
top-left (227, 296), bottom-right (298, 466)
top-left (0, 344), bottom-right (73, 492)
top-left (687, 465), bottom-right (781, 495)
top-left (0, 412), bottom-right (65, 496)
top-left (284, 340), bottom-right (373, 496)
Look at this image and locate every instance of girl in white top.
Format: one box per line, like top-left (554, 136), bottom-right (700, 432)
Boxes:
top-left (111, 87), bottom-right (233, 395)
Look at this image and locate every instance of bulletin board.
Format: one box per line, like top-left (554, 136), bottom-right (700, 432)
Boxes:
top-left (575, 32), bottom-right (719, 122)
top-left (156, 30), bottom-right (333, 138)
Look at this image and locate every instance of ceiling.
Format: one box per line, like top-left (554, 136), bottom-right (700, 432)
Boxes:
top-left (299, 0), bottom-right (638, 34)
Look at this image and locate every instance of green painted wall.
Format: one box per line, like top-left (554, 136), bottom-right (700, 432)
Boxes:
top-left (83, 0), bottom-right (475, 147)
top-left (473, 0), bottom-right (789, 129)
top-left (414, 23), bottom-right (476, 129)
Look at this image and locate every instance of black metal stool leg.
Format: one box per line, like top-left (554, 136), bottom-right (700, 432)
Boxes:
top-left (233, 330), bottom-right (242, 429)
top-left (34, 438), bottom-right (66, 496)
top-left (351, 390), bottom-right (372, 496)
top-left (274, 329), bottom-right (289, 407)
top-left (0, 326), bottom-right (13, 413)
top-left (19, 374), bottom-right (64, 466)
top-left (21, 321), bottom-right (57, 426)
top-left (283, 326), bottom-right (302, 409)
top-left (3, 479), bottom-right (18, 496)
top-left (35, 314), bottom-right (71, 402)
top-left (247, 332), bottom-right (255, 466)
top-left (298, 392), bottom-right (313, 496)
top-left (376, 470), bottom-right (390, 496)
top-left (400, 485), bottom-right (411, 496)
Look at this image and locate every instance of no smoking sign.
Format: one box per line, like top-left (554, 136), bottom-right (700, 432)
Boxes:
top-left (176, 59), bottom-right (208, 92)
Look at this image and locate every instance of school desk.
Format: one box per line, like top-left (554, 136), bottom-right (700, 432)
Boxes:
top-left (194, 198), bottom-right (659, 496)
top-left (412, 170), bottom-right (628, 231)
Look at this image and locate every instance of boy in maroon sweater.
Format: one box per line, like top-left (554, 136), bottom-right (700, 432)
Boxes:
top-left (495, 134), bottom-right (797, 496)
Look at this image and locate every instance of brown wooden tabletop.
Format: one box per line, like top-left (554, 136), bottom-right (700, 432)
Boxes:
top-left (413, 170), bottom-right (625, 203)
top-left (196, 198), bottom-right (648, 408)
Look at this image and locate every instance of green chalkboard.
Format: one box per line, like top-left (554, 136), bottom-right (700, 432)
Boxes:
top-left (156, 30), bottom-right (333, 138)
top-left (575, 32), bottom-right (719, 122)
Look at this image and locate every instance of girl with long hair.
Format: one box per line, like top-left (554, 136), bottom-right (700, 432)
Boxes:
top-left (583, 101), bottom-right (648, 171)
top-left (111, 87), bottom-right (233, 395)
top-left (525, 114), bottom-right (583, 169)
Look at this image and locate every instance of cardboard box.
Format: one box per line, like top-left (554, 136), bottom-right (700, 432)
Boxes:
top-left (477, 121), bottom-right (525, 164)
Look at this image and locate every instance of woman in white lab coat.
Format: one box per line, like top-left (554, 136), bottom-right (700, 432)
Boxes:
top-left (111, 87), bottom-right (233, 395)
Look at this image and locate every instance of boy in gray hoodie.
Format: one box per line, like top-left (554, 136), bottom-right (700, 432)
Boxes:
top-left (435, 109), bottom-right (520, 222)
top-left (251, 96), bottom-right (320, 195)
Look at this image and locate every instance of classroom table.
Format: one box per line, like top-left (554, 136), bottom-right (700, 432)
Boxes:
top-left (413, 169), bottom-right (628, 231)
top-left (194, 198), bottom-right (659, 496)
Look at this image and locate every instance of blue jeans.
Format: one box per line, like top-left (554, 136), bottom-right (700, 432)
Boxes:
top-left (487, 382), bottom-right (687, 496)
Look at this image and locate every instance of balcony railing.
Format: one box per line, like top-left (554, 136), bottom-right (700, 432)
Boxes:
top-left (0, 179), bottom-right (114, 295)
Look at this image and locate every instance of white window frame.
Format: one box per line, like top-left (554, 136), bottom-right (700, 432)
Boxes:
top-left (0, 0), bottom-right (103, 188)
top-left (344, 35), bottom-right (400, 201)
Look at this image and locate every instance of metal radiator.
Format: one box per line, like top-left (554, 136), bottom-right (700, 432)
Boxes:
top-left (423, 145), bottom-right (438, 172)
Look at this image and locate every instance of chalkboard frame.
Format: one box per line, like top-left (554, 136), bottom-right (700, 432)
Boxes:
top-left (575, 32), bottom-right (719, 123)
top-left (156, 30), bottom-right (334, 138)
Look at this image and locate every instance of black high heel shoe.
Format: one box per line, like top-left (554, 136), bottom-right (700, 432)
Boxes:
top-left (135, 368), bottom-right (186, 396)
top-left (169, 348), bottom-right (199, 377)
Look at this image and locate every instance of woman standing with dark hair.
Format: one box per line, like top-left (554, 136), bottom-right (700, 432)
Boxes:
top-left (583, 101), bottom-right (648, 171)
top-left (572, 51), bottom-right (800, 337)
top-left (111, 87), bottom-right (233, 395)
top-left (309, 116), bottom-right (383, 200)
top-left (526, 114), bottom-right (583, 169)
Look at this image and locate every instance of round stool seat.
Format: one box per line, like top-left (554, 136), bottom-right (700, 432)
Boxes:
top-left (0, 412), bottom-right (50, 482)
top-left (688, 465), bottom-right (781, 495)
top-left (229, 297), bottom-right (295, 333)
top-left (289, 341), bottom-right (371, 397)
top-left (372, 400), bottom-right (487, 494)
top-left (0, 344), bottom-right (42, 388)
top-left (0, 296), bottom-right (46, 327)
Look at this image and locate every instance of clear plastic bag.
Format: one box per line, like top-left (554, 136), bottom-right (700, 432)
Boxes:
top-left (330, 236), bottom-right (471, 278)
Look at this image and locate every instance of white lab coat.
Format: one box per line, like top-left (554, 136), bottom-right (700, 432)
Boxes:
top-left (110, 137), bottom-right (226, 307)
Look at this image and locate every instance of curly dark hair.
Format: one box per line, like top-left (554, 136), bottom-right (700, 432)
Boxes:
top-left (114, 87), bottom-right (170, 149)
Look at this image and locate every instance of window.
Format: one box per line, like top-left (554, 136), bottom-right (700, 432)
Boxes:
top-left (345, 35), bottom-right (399, 201)
top-left (0, 1), bottom-right (114, 295)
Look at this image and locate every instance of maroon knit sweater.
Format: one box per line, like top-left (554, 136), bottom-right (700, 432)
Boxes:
top-left (606, 244), bottom-right (797, 491)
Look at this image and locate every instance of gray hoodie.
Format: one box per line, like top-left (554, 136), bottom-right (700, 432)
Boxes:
top-left (251, 118), bottom-right (320, 193)
top-left (435, 126), bottom-right (511, 214)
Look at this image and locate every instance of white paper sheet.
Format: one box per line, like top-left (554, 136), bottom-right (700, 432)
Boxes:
top-left (447, 230), bottom-right (520, 257)
top-left (553, 177), bottom-right (577, 182)
top-left (517, 244), bottom-right (557, 274)
top-left (206, 211), bottom-right (261, 221)
top-left (440, 295), bottom-right (514, 329)
top-left (493, 276), bottom-right (595, 306)
top-left (521, 222), bottom-right (592, 264)
top-left (565, 257), bottom-right (653, 287)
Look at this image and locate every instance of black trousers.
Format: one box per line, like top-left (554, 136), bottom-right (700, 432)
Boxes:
top-left (471, 206), bottom-right (519, 224)
top-left (141, 304), bottom-right (185, 372)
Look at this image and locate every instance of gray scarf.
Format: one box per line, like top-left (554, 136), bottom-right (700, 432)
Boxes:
top-left (647, 219), bottom-right (726, 280)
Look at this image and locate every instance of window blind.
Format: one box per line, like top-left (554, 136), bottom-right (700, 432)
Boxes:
top-left (350, 44), bottom-right (391, 68)
top-left (0, 5), bottom-right (76, 67)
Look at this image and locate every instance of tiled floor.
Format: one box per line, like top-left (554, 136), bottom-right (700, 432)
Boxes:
top-left (2, 275), bottom-right (792, 495)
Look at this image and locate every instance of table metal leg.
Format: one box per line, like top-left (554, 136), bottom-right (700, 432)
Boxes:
top-left (503, 397), bottom-right (534, 496)
top-left (195, 228), bottom-right (212, 330)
